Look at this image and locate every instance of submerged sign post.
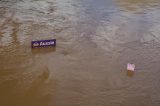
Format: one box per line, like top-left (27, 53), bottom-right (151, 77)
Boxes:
top-left (31, 39), bottom-right (56, 48)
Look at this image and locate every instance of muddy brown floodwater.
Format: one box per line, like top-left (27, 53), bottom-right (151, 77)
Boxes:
top-left (1, 0), bottom-right (160, 106)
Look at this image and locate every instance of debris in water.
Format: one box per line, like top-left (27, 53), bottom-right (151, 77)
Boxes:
top-left (127, 63), bottom-right (135, 71)
top-left (31, 39), bottom-right (56, 48)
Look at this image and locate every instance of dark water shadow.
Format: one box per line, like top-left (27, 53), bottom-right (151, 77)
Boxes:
top-left (31, 47), bottom-right (56, 55)
top-left (127, 70), bottom-right (134, 77)
top-left (22, 67), bottom-right (51, 106)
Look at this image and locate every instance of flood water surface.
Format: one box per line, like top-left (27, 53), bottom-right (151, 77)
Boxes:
top-left (1, 0), bottom-right (160, 106)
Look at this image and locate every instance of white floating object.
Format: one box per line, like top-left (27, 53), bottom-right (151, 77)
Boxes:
top-left (127, 63), bottom-right (135, 71)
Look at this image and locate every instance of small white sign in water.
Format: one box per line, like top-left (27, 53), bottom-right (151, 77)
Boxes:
top-left (127, 63), bottom-right (135, 71)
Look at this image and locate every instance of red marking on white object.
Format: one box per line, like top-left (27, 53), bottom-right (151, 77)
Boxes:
top-left (127, 63), bottom-right (135, 71)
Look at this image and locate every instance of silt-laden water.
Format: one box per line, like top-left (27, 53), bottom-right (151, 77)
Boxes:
top-left (0, 0), bottom-right (160, 106)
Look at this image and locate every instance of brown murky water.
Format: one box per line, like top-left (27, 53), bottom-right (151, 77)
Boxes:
top-left (1, 0), bottom-right (160, 106)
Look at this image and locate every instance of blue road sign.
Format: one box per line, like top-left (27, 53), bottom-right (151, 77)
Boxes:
top-left (31, 39), bottom-right (56, 48)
